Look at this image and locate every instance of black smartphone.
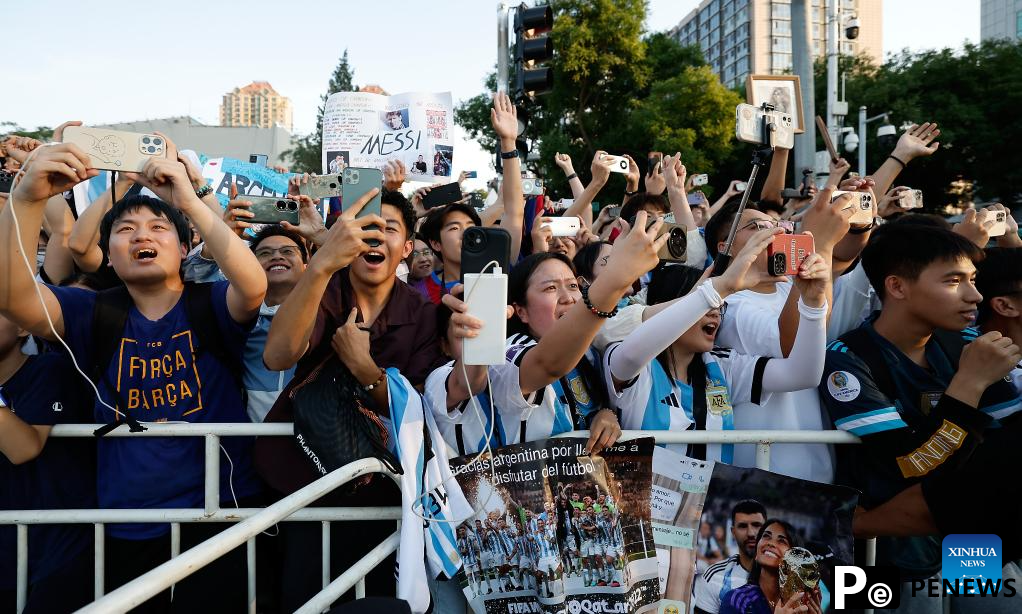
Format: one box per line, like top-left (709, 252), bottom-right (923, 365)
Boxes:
top-left (0, 169), bottom-right (14, 193)
top-left (249, 154), bottom-right (268, 166)
top-left (461, 227), bottom-right (511, 283)
top-left (422, 182), bottom-right (464, 210)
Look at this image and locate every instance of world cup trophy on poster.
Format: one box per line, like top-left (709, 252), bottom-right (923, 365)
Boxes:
top-left (778, 547), bottom-right (821, 603)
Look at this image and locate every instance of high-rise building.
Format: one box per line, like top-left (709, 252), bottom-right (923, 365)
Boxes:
top-left (219, 81), bottom-right (293, 132)
top-left (981, 0), bottom-right (1022, 41)
top-left (670, 0), bottom-right (883, 88)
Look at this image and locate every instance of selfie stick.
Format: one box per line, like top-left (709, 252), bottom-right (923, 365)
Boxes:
top-left (711, 104), bottom-right (780, 275)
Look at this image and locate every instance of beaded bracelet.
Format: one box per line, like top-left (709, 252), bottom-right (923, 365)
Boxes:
top-left (581, 286), bottom-right (619, 318)
top-left (363, 369), bottom-right (387, 391)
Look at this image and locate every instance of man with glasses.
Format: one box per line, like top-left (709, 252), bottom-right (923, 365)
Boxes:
top-left (405, 234), bottom-right (437, 287)
top-left (245, 226), bottom-right (308, 422)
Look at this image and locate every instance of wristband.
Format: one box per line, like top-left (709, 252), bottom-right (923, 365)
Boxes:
top-left (624, 190), bottom-right (638, 197)
top-left (697, 280), bottom-right (724, 310)
top-left (797, 298), bottom-right (828, 320)
top-left (565, 172), bottom-right (578, 181)
top-left (363, 369), bottom-right (387, 391)
top-left (887, 154), bottom-right (907, 169)
top-left (500, 149), bottom-right (519, 160)
top-left (581, 286), bottom-right (619, 318)
top-left (195, 184), bottom-right (213, 199)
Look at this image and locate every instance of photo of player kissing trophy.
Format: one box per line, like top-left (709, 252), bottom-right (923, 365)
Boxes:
top-left (448, 437), bottom-right (662, 614)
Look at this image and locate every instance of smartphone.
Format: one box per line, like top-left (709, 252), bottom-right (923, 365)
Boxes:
top-left (657, 223), bottom-right (688, 262)
top-left (465, 171), bottom-right (478, 179)
top-left (250, 154), bottom-right (269, 166)
top-left (63, 126), bottom-right (168, 172)
top-left (461, 226), bottom-right (511, 282)
top-left (767, 234), bottom-right (814, 276)
top-left (833, 190), bottom-right (873, 224)
top-left (247, 196), bottom-right (300, 225)
top-left (543, 216), bottom-right (581, 237)
top-left (735, 182), bottom-right (749, 192)
top-left (899, 189), bottom-right (923, 210)
top-left (555, 198), bottom-right (574, 211)
top-left (816, 116), bottom-right (840, 163)
top-left (981, 208), bottom-right (1008, 237)
top-left (422, 182), bottom-right (463, 210)
top-left (600, 154), bottom-right (630, 174)
top-left (604, 205), bottom-right (622, 219)
top-left (522, 177), bottom-right (545, 196)
top-left (691, 174), bottom-right (709, 187)
top-left (735, 103), bottom-right (795, 149)
top-left (342, 167), bottom-right (384, 246)
top-left (688, 193), bottom-right (707, 206)
top-left (647, 151), bottom-right (663, 174)
top-left (0, 169), bottom-right (14, 193)
top-left (300, 173), bottom-right (343, 200)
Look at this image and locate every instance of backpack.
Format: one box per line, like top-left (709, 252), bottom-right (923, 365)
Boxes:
top-left (89, 282), bottom-right (242, 436)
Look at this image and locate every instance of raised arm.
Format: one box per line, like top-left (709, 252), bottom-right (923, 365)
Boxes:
top-left (554, 153), bottom-right (584, 200)
top-left (491, 94), bottom-right (525, 261)
top-left (562, 152), bottom-right (612, 225)
top-left (663, 153), bottom-right (696, 230)
top-left (0, 144), bottom-right (98, 339)
top-left (870, 122), bottom-right (940, 198)
top-left (263, 191), bottom-right (386, 370)
top-left (759, 146), bottom-right (788, 208)
top-left (518, 212), bottom-right (668, 394)
top-left (68, 175), bottom-right (135, 272)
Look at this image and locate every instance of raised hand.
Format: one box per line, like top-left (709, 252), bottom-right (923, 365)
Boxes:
top-left (599, 211), bottom-right (669, 290)
top-left (825, 157), bottom-right (851, 188)
top-left (11, 143), bottom-right (97, 203)
top-left (624, 154), bottom-right (640, 192)
top-left (223, 181), bottom-right (254, 237)
top-left (644, 160), bottom-right (667, 196)
top-left (490, 92), bottom-right (518, 143)
top-left (280, 194), bottom-right (327, 244)
top-left (383, 159), bottom-right (406, 191)
top-left (713, 227), bottom-right (786, 296)
top-left (791, 245), bottom-right (830, 307)
top-left (1, 135), bottom-right (44, 164)
top-left (592, 151), bottom-right (614, 187)
top-left (877, 186), bottom-right (909, 219)
top-left (288, 172), bottom-right (311, 197)
top-left (554, 152), bottom-right (575, 176)
top-left (892, 122), bottom-right (940, 161)
top-left (663, 153), bottom-right (687, 194)
top-left (309, 188), bottom-right (386, 274)
top-left (52, 120), bottom-right (83, 143)
top-left (531, 216), bottom-right (554, 254)
top-left (800, 187), bottom-right (852, 252)
top-left (952, 208), bottom-right (993, 248)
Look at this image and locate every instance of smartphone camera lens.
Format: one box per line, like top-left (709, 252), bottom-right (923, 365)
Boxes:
top-left (142, 136), bottom-right (150, 144)
top-left (666, 228), bottom-right (686, 259)
top-left (464, 227), bottom-right (486, 253)
top-left (276, 201), bottom-right (286, 211)
top-left (147, 146), bottom-right (156, 153)
top-left (153, 138), bottom-right (162, 146)
top-left (287, 201), bottom-right (298, 211)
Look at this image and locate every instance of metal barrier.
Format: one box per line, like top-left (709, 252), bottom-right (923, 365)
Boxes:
top-left (2, 424), bottom-right (869, 613)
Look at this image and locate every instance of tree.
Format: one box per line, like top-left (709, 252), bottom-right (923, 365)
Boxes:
top-left (285, 50), bottom-right (356, 173)
top-left (456, 0), bottom-right (739, 198)
top-left (814, 40), bottom-right (1022, 208)
top-left (1, 122), bottom-right (54, 142)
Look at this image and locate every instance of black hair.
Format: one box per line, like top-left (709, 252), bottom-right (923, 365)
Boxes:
top-left (645, 264), bottom-right (705, 306)
top-left (419, 202), bottom-right (482, 257)
top-left (381, 189), bottom-right (417, 239)
top-left (730, 499), bottom-right (768, 525)
top-left (572, 241), bottom-right (609, 283)
top-left (746, 518), bottom-right (802, 585)
top-left (976, 247), bottom-right (1022, 325)
top-left (758, 200), bottom-right (785, 216)
top-left (621, 192), bottom-right (669, 225)
top-left (862, 224), bottom-right (983, 301)
top-left (249, 225), bottom-right (308, 262)
top-left (507, 252), bottom-right (576, 337)
top-left (98, 195), bottom-right (192, 259)
top-left (884, 212), bottom-right (952, 230)
top-left (704, 197), bottom-right (756, 258)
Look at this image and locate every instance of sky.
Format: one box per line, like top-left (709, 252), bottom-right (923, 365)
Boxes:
top-left (4, 0), bottom-right (980, 183)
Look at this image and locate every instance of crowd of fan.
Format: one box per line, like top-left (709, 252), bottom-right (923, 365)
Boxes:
top-left (2, 92), bottom-right (1022, 614)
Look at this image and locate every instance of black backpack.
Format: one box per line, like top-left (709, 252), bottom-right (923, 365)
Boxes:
top-left (89, 282), bottom-right (242, 436)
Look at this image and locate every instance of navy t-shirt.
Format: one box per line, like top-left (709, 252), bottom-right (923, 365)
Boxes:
top-left (49, 282), bottom-right (261, 539)
top-left (1, 352), bottom-right (96, 589)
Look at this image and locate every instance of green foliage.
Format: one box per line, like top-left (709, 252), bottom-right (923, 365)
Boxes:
top-left (285, 50), bottom-right (356, 173)
top-left (455, 0), bottom-right (739, 198)
top-left (1, 122), bottom-right (54, 142)
top-left (814, 40), bottom-right (1022, 207)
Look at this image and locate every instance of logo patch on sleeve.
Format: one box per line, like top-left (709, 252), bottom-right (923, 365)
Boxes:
top-left (827, 371), bottom-right (861, 402)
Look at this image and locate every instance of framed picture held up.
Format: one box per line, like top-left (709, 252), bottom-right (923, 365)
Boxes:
top-left (746, 74), bottom-right (805, 134)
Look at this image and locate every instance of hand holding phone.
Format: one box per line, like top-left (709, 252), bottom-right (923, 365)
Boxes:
top-left (246, 196), bottom-right (300, 225)
top-left (342, 167), bottom-right (383, 246)
top-left (767, 234), bottom-right (815, 276)
top-left (63, 126), bottom-right (169, 172)
top-left (600, 154), bottom-right (630, 174)
top-left (691, 174), bottom-right (708, 187)
top-left (543, 216), bottom-right (581, 237)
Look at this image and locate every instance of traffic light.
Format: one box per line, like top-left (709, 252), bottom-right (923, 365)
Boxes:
top-left (513, 4), bottom-right (554, 100)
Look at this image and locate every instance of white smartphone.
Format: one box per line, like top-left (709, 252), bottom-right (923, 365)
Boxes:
top-left (63, 126), bottom-right (168, 172)
top-left (833, 190), bottom-right (874, 225)
top-left (600, 154), bottom-right (630, 174)
top-left (735, 182), bottom-right (749, 192)
top-left (691, 174), bottom-right (708, 186)
top-left (899, 189), bottom-right (923, 210)
top-left (543, 216), bottom-right (581, 237)
top-left (463, 272), bottom-right (508, 366)
top-left (981, 208), bottom-right (1008, 237)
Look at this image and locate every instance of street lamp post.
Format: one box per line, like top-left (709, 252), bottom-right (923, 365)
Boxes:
top-left (826, 0), bottom-right (840, 147)
top-left (497, 2), bottom-right (510, 94)
top-left (857, 106), bottom-right (895, 175)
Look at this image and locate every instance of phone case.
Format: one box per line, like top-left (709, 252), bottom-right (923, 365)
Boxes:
top-left (982, 209), bottom-right (1008, 237)
top-left (342, 168), bottom-right (383, 245)
top-left (692, 174), bottom-right (709, 186)
top-left (656, 223), bottom-right (688, 262)
top-left (601, 155), bottom-right (630, 174)
top-left (461, 227), bottom-right (511, 282)
top-left (63, 126), bottom-right (168, 172)
top-left (604, 206), bottom-right (622, 219)
top-left (735, 104), bottom-right (794, 149)
top-left (522, 177), bottom-right (545, 195)
top-left (899, 189), bottom-right (923, 210)
top-left (463, 272), bottom-right (509, 366)
top-left (0, 169), bottom-right (14, 193)
top-left (300, 174), bottom-right (343, 200)
top-left (767, 234), bottom-right (814, 276)
top-left (543, 216), bottom-right (581, 237)
top-left (247, 196), bottom-right (300, 225)
top-left (422, 182), bottom-right (463, 209)
top-left (833, 190), bottom-right (873, 224)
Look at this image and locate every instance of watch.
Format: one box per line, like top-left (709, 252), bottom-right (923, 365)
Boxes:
top-left (500, 149), bottom-right (519, 160)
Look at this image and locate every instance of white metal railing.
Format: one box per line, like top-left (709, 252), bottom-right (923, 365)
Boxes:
top-left (2, 425), bottom-right (869, 613)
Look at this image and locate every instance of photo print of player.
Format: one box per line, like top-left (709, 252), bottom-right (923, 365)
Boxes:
top-left (448, 437), bottom-right (662, 614)
top-left (381, 107), bottom-right (410, 131)
top-left (695, 465), bottom-right (858, 614)
top-left (326, 150), bottom-right (350, 174)
top-left (433, 145), bottom-right (453, 177)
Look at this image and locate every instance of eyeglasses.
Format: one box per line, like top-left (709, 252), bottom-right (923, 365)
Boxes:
top-left (740, 219), bottom-right (795, 233)
top-left (255, 246), bottom-right (301, 259)
top-left (410, 249), bottom-right (433, 259)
